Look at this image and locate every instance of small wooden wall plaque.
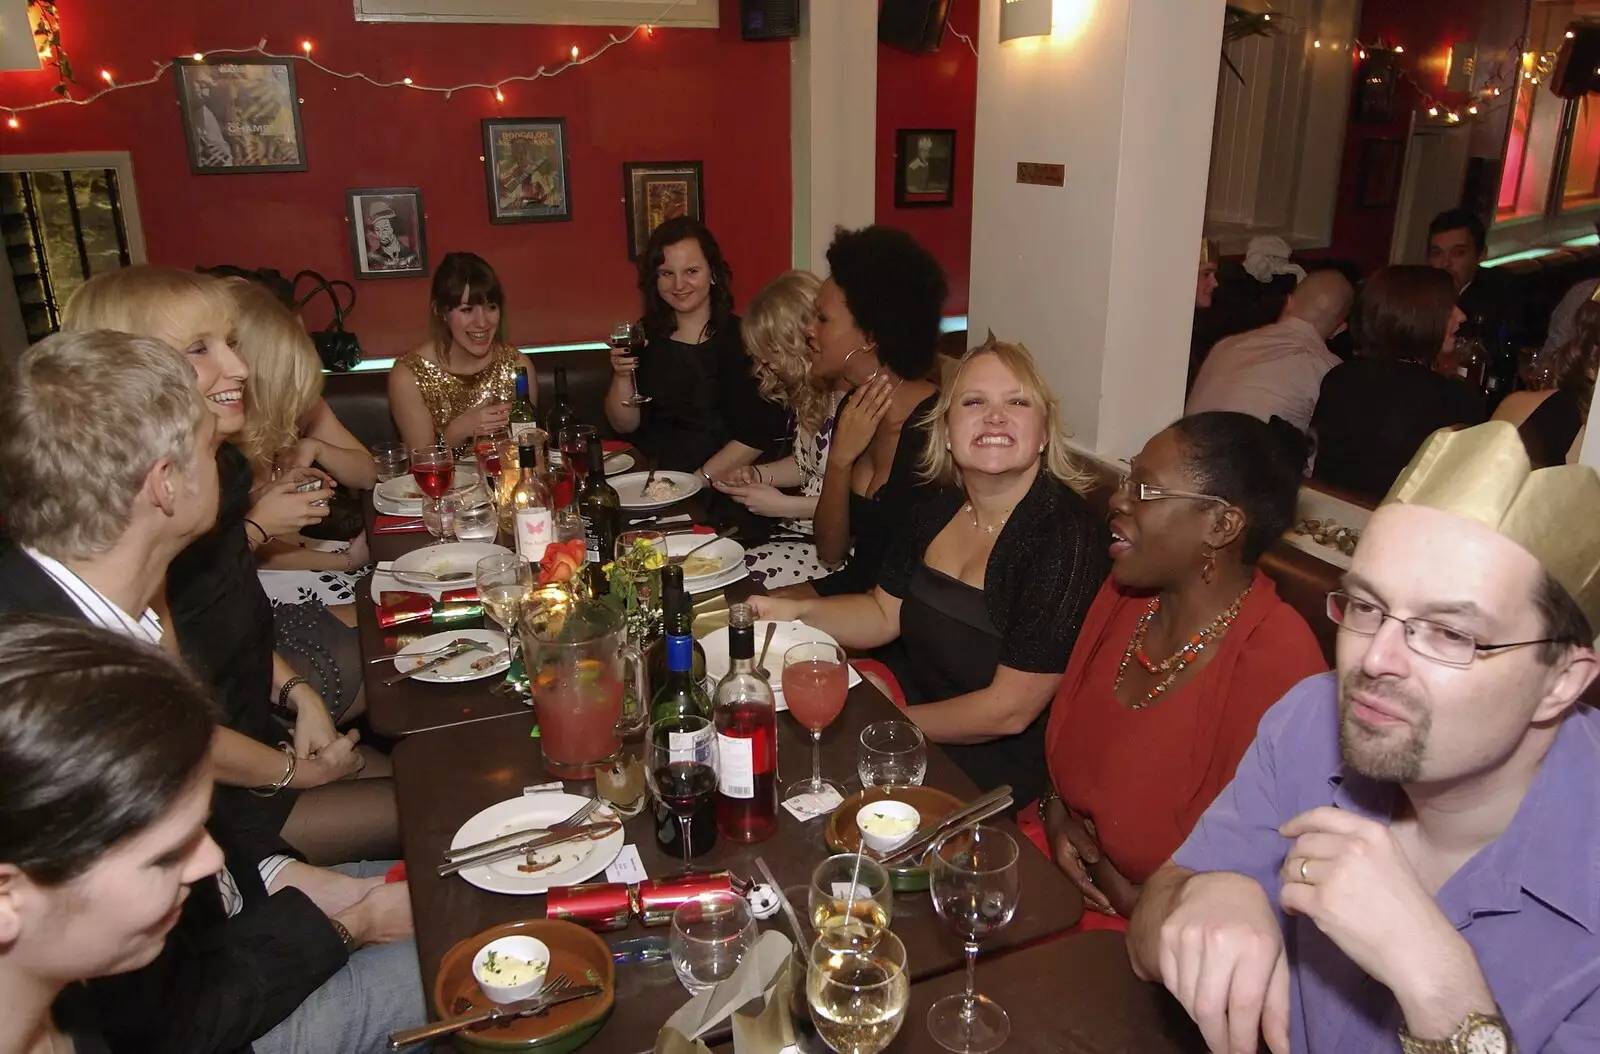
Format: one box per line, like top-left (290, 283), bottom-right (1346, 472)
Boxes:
top-left (1016, 162), bottom-right (1066, 187)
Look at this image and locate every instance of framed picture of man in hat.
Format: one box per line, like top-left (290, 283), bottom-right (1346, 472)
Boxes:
top-left (345, 188), bottom-right (428, 279)
top-left (894, 128), bottom-right (955, 208)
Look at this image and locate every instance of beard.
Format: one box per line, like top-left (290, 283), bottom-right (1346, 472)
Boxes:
top-left (1337, 669), bottom-right (1431, 782)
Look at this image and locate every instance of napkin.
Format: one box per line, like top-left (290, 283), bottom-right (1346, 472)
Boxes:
top-left (657, 930), bottom-right (794, 1049)
top-left (374, 514), bottom-right (428, 535)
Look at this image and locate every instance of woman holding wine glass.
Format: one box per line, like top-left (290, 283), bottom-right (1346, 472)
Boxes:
top-left (390, 252), bottom-right (536, 455)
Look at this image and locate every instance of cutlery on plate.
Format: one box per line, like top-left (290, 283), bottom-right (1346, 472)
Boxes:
top-left (382, 642), bottom-right (486, 685)
top-left (437, 820), bottom-right (621, 877)
top-left (387, 978), bottom-right (605, 1049)
top-left (443, 796), bottom-right (598, 862)
top-left (626, 513), bottom-right (692, 526)
top-left (880, 785), bottom-right (1015, 867)
top-left (366, 637), bottom-right (484, 665)
top-left (378, 566), bottom-right (474, 583)
top-left (668, 526), bottom-right (736, 566)
top-left (469, 650), bottom-right (512, 672)
top-left (756, 622), bottom-right (778, 680)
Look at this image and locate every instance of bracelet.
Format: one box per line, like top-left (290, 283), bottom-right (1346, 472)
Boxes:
top-left (244, 518), bottom-right (272, 547)
top-left (1037, 787), bottom-right (1062, 811)
top-left (328, 916), bottom-right (359, 954)
top-left (755, 465), bottom-right (767, 485)
top-left (250, 742), bottom-right (298, 797)
top-left (278, 675), bottom-right (308, 713)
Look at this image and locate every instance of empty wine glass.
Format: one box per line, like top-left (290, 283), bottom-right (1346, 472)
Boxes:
top-left (644, 714), bottom-right (719, 875)
top-left (806, 923), bottom-right (909, 1054)
top-left (858, 720), bottom-right (927, 788)
top-left (610, 321), bottom-right (650, 406)
top-left (783, 642), bottom-right (849, 801)
top-left (926, 825), bottom-right (1020, 1053)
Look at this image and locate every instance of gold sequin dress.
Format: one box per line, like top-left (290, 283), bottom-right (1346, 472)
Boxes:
top-left (396, 343), bottom-right (523, 450)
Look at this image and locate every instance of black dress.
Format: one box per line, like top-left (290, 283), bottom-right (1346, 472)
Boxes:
top-left (877, 472), bottom-right (1110, 806)
top-left (632, 318), bottom-right (790, 471)
top-left (1517, 389), bottom-right (1583, 468)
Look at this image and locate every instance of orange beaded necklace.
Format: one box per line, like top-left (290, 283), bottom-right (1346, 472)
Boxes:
top-left (1114, 584), bottom-right (1252, 708)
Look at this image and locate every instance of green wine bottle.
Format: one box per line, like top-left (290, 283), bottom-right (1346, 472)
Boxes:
top-left (577, 436), bottom-right (621, 593)
top-left (649, 566), bottom-right (710, 722)
top-left (509, 372), bottom-right (539, 443)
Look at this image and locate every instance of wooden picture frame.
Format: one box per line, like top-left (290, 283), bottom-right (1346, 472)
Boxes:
top-left (346, 187), bottom-right (429, 280)
top-left (622, 161), bottom-right (704, 261)
top-left (895, 128), bottom-right (956, 208)
top-left (172, 57), bottom-right (307, 174)
top-left (481, 117), bottom-right (572, 224)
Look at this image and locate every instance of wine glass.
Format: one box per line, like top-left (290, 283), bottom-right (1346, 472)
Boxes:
top-left (476, 554), bottom-right (533, 666)
top-left (858, 720), bottom-right (927, 788)
top-left (611, 321), bottom-right (650, 406)
top-left (410, 445), bottom-right (456, 501)
top-left (926, 825), bottom-right (1021, 1053)
top-left (644, 714), bottom-right (719, 875)
top-left (806, 923), bottom-right (909, 1054)
top-left (473, 427), bottom-right (510, 494)
top-left (808, 853), bottom-right (893, 935)
top-left (783, 642), bottom-right (849, 801)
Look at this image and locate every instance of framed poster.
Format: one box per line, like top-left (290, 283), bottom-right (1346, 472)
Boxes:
top-left (895, 128), bottom-right (955, 208)
top-left (622, 161), bottom-right (703, 260)
top-left (346, 187), bottom-right (428, 279)
top-left (481, 117), bottom-right (571, 224)
top-left (172, 57), bottom-right (306, 174)
top-left (352, 0), bottom-right (718, 27)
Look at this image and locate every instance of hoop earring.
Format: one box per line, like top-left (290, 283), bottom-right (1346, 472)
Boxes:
top-left (1201, 543), bottom-right (1217, 585)
top-left (841, 343), bottom-right (880, 387)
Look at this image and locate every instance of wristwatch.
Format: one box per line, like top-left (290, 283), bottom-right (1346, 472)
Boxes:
top-left (1399, 1012), bottom-right (1513, 1054)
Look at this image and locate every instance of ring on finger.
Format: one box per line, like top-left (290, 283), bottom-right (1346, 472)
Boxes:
top-left (1299, 858), bottom-right (1309, 882)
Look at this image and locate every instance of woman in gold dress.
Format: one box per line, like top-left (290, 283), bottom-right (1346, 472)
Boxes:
top-left (389, 252), bottom-right (535, 453)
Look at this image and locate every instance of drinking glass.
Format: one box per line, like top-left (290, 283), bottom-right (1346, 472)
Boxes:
top-left (473, 428), bottom-right (511, 492)
top-left (559, 424), bottom-right (598, 496)
top-left (858, 721), bottom-right (927, 789)
top-left (611, 321), bottom-right (651, 406)
top-left (808, 854), bottom-right (893, 935)
top-left (783, 642), bottom-right (850, 801)
top-left (371, 442), bottom-right (408, 482)
top-left (806, 924), bottom-right (909, 1054)
top-left (455, 499), bottom-right (499, 542)
top-left (669, 890), bottom-right (754, 994)
top-left (645, 714), bottom-right (718, 873)
top-left (421, 496), bottom-right (457, 542)
top-left (614, 529), bottom-right (667, 615)
top-left (926, 825), bottom-right (1021, 1053)
top-left (410, 445), bottom-right (456, 500)
top-left (476, 554), bottom-right (533, 662)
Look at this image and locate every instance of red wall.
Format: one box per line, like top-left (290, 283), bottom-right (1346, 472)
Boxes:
top-left (0, 0), bottom-right (791, 355)
top-left (874, 0), bottom-right (978, 314)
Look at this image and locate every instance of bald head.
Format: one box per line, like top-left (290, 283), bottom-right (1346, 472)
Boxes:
top-left (1284, 270), bottom-right (1354, 339)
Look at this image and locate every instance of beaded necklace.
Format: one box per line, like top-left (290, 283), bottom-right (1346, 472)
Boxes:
top-left (1114, 584), bottom-right (1251, 708)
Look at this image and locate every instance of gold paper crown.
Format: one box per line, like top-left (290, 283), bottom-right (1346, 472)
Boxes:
top-left (1199, 237), bottom-right (1219, 266)
top-left (1382, 421), bottom-right (1600, 630)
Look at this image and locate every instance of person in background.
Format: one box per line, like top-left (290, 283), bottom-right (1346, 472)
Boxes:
top-left (1495, 286), bottom-right (1598, 467)
top-left (1187, 270), bottom-right (1354, 434)
top-left (778, 224), bottom-right (946, 599)
top-left (1426, 207), bottom-right (1510, 338)
top-left (1129, 421), bottom-right (1600, 1054)
top-left (0, 618), bottom-right (222, 1054)
top-left (605, 217), bottom-right (787, 473)
top-left (753, 339), bottom-right (1109, 808)
top-left (1311, 265), bottom-right (1484, 502)
top-left (711, 269), bottom-right (845, 589)
top-left (1197, 237), bottom-right (1221, 309)
top-left (1032, 413), bottom-right (1326, 928)
top-left (390, 251), bottom-right (535, 454)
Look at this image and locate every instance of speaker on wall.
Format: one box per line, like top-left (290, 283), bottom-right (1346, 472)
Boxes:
top-left (880, 0), bottom-right (953, 53)
top-left (741, 0), bottom-right (800, 41)
top-left (1551, 24), bottom-right (1600, 99)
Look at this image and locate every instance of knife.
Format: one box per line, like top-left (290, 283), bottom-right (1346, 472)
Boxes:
top-left (387, 985), bottom-right (604, 1049)
top-left (879, 785), bottom-right (1014, 867)
top-left (437, 820), bottom-right (621, 877)
top-left (382, 643), bottom-right (475, 685)
top-left (442, 796), bottom-right (598, 863)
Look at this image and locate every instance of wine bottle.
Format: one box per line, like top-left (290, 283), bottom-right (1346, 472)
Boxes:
top-left (577, 436), bottom-right (622, 591)
top-left (509, 372), bottom-right (540, 443)
top-left (648, 565), bottom-right (707, 691)
top-left (510, 440), bottom-right (553, 563)
top-left (650, 566), bottom-right (717, 858)
top-left (546, 366), bottom-right (576, 439)
top-left (713, 603), bottom-right (778, 843)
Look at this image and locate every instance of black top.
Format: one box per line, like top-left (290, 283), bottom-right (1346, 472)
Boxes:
top-left (877, 472), bottom-right (1110, 805)
top-left (1312, 359), bottom-right (1487, 502)
top-left (1518, 389), bottom-right (1583, 469)
top-left (812, 391), bottom-right (940, 597)
top-left (632, 318), bottom-right (790, 471)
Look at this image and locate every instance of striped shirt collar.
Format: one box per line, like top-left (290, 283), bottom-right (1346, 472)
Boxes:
top-left (21, 547), bottom-right (163, 645)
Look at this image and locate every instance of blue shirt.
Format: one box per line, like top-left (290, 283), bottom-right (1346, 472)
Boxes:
top-left (1174, 672), bottom-right (1600, 1052)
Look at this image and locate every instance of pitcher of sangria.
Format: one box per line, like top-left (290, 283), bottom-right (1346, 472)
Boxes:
top-left (519, 595), bottom-right (647, 779)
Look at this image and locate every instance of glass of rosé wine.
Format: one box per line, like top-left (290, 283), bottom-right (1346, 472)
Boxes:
top-left (782, 641), bottom-right (849, 801)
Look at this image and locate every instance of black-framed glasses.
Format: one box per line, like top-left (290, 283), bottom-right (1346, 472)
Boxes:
top-left (1325, 591), bottom-right (1557, 667)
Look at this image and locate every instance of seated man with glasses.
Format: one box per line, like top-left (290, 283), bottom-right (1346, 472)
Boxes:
top-left (1128, 420), bottom-right (1600, 1054)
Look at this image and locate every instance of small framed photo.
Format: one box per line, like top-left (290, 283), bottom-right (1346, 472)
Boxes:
top-left (346, 188), bottom-right (428, 280)
top-left (622, 161), bottom-right (704, 260)
top-left (895, 128), bottom-right (956, 208)
top-left (481, 117), bottom-right (571, 224)
top-left (173, 57), bottom-right (306, 174)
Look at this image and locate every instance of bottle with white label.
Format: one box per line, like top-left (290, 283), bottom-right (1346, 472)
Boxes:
top-left (713, 603), bottom-right (778, 843)
top-left (509, 440), bottom-right (553, 563)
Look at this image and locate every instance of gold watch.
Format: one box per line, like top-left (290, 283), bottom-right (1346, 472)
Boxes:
top-left (1399, 1012), bottom-right (1513, 1054)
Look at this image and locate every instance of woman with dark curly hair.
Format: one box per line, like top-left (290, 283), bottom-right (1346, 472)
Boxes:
top-left (774, 225), bottom-right (947, 598)
top-left (604, 217), bottom-right (788, 472)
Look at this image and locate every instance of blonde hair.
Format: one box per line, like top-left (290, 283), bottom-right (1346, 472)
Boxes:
top-left (0, 330), bottom-right (205, 560)
top-left (743, 270), bottom-right (830, 435)
top-left (917, 336), bottom-right (1094, 494)
top-left (225, 278), bottom-right (324, 473)
top-left (62, 266), bottom-right (233, 348)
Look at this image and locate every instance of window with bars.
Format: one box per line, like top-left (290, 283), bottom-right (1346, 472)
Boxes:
top-left (1, 167), bottom-right (132, 342)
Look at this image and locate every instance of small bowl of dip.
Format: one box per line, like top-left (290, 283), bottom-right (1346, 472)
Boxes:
top-left (472, 934), bottom-right (551, 1004)
top-left (855, 801), bottom-right (922, 854)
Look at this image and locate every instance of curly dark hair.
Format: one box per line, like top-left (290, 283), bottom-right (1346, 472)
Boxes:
top-left (1170, 412), bottom-right (1312, 565)
top-left (825, 225), bottom-right (947, 381)
top-left (636, 217), bottom-right (735, 343)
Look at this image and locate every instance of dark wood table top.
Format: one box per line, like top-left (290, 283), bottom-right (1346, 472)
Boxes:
top-left (392, 690), bottom-right (1085, 1052)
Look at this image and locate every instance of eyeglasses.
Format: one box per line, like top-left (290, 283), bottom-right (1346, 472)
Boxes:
top-left (1114, 474), bottom-right (1228, 506)
top-left (1325, 591), bottom-right (1557, 667)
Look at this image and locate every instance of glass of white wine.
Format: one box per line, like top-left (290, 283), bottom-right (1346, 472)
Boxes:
top-left (807, 923), bottom-right (908, 1054)
top-left (475, 553), bottom-right (533, 678)
top-left (809, 854), bottom-right (893, 935)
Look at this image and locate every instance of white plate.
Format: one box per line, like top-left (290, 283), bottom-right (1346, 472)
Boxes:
top-left (664, 533), bottom-right (746, 587)
top-left (448, 794), bottom-right (624, 895)
top-left (684, 562), bottom-right (749, 597)
top-left (549, 450), bottom-right (635, 475)
top-left (388, 541), bottom-right (511, 589)
top-left (375, 467), bottom-right (481, 508)
top-left (391, 629), bottom-right (510, 683)
top-left (610, 470), bottom-right (703, 511)
top-left (701, 620), bottom-right (860, 712)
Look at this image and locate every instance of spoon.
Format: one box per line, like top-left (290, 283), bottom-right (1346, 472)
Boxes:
top-left (757, 622), bottom-right (777, 679)
top-left (668, 526), bottom-right (737, 566)
top-left (390, 568), bottom-right (474, 582)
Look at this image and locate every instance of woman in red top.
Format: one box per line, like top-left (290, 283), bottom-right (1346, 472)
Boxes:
top-left (1033, 412), bottom-right (1327, 926)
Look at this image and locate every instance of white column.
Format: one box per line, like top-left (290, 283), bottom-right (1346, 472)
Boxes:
top-left (967, 0), bottom-right (1225, 460)
top-left (790, 0), bottom-right (878, 274)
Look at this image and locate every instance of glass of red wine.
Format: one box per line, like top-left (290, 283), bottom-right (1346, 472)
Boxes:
top-left (473, 428), bottom-right (510, 494)
top-left (559, 424), bottom-right (598, 498)
top-left (782, 642), bottom-right (849, 802)
top-left (611, 321), bottom-right (650, 407)
top-left (410, 447), bottom-right (457, 541)
top-left (926, 825), bottom-right (1020, 1053)
top-left (644, 714), bottom-right (719, 875)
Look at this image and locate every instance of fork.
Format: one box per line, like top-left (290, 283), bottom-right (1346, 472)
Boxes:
top-left (366, 636), bottom-right (485, 664)
top-left (442, 796), bottom-right (599, 863)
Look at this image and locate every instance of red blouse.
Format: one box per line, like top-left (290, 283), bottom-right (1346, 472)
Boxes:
top-left (1044, 569), bottom-right (1326, 883)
